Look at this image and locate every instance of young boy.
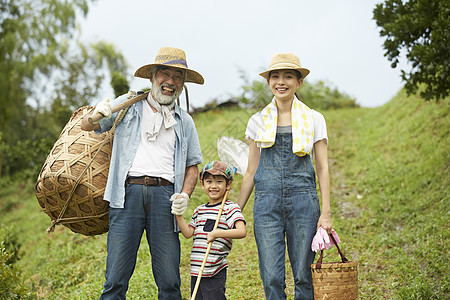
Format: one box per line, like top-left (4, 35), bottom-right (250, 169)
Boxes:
top-left (171, 160), bottom-right (246, 300)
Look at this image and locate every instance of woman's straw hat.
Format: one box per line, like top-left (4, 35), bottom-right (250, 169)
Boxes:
top-left (259, 52), bottom-right (310, 79)
top-left (134, 47), bottom-right (204, 85)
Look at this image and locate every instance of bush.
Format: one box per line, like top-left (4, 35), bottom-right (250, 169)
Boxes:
top-left (0, 136), bottom-right (54, 179)
top-left (0, 224), bottom-right (21, 264)
top-left (298, 80), bottom-right (359, 110)
top-left (0, 225), bottom-right (31, 299)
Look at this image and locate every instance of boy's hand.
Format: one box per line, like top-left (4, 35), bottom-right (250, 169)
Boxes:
top-left (170, 192), bottom-right (189, 215)
top-left (207, 230), bottom-right (217, 244)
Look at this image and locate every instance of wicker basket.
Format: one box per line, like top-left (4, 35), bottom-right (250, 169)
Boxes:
top-left (35, 106), bottom-right (114, 236)
top-left (310, 235), bottom-right (358, 299)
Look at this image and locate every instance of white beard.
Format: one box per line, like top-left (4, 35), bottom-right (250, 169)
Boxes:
top-left (152, 82), bottom-right (182, 106)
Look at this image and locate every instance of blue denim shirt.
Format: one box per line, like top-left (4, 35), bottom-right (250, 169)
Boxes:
top-left (95, 93), bottom-right (203, 208)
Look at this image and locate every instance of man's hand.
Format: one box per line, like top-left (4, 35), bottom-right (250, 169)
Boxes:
top-left (92, 97), bottom-right (112, 123)
top-left (170, 192), bottom-right (189, 215)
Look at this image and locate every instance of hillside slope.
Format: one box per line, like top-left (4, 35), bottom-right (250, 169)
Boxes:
top-left (0, 90), bottom-right (448, 299)
top-left (324, 90), bottom-right (449, 298)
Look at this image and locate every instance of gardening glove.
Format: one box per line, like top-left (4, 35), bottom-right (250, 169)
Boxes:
top-left (311, 227), bottom-right (341, 252)
top-left (170, 192), bottom-right (189, 215)
top-left (92, 97), bottom-right (112, 124)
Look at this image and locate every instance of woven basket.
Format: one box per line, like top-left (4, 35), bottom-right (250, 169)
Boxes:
top-left (35, 106), bottom-right (114, 236)
top-left (310, 235), bottom-right (358, 299)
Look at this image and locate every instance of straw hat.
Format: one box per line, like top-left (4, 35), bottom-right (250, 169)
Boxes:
top-left (259, 52), bottom-right (310, 79)
top-left (134, 47), bottom-right (204, 85)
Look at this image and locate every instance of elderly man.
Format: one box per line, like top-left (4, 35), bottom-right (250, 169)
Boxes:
top-left (81, 47), bottom-right (204, 300)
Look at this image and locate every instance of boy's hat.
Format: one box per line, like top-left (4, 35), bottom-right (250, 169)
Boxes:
top-left (200, 161), bottom-right (234, 181)
top-left (134, 47), bottom-right (204, 85)
top-left (259, 52), bottom-right (310, 79)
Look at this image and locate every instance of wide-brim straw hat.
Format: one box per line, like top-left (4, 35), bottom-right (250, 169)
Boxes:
top-left (259, 52), bottom-right (310, 79)
top-left (134, 47), bottom-right (204, 85)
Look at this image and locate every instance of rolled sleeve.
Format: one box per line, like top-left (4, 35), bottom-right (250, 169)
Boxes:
top-left (173, 107), bottom-right (203, 193)
top-left (186, 120), bottom-right (203, 167)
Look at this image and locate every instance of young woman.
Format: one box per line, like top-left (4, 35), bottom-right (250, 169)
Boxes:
top-left (237, 52), bottom-right (332, 299)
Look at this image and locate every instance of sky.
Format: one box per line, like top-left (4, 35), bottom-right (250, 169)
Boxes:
top-left (79, 0), bottom-right (407, 109)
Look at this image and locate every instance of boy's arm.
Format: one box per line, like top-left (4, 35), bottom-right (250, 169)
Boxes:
top-left (206, 220), bottom-right (246, 243)
top-left (176, 215), bottom-right (194, 239)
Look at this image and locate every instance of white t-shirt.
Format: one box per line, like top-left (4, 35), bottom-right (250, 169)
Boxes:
top-left (128, 101), bottom-right (176, 182)
top-left (245, 109), bottom-right (328, 159)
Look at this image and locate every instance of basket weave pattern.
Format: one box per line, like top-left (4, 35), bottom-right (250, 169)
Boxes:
top-left (311, 261), bottom-right (358, 299)
top-left (35, 106), bottom-right (113, 236)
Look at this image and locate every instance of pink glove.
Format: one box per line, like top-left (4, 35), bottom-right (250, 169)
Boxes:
top-left (311, 227), bottom-right (341, 252)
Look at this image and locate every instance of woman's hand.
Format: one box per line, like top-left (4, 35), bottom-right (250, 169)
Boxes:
top-left (317, 214), bottom-right (332, 234)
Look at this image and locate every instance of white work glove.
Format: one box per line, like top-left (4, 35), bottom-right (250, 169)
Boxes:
top-left (92, 97), bottom-right (112, 124)
top-left (170, 192), bottom-right (189, 215)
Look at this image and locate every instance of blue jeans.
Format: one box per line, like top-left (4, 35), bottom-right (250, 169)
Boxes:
top-left (253, 131), bottom-right (320, 300)
top-left (100, 182), bottom-right (181, 300)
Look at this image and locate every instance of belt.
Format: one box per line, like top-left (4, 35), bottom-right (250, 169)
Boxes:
top-left (126, 176), bottom-right (173, 186)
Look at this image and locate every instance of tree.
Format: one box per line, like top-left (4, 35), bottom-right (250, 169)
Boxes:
top-left (111, 71), bottom-right (130, 98)
top-left (373, 0), bottom-right (450, 100)
top-left (48, 40), bottom-right (129, 130)
top-left (0, 0), bottom-right (130, 177)
top-left (238, 70), bottom-right (273, 109)
top-left (0, 0), bottom-right (89, 135)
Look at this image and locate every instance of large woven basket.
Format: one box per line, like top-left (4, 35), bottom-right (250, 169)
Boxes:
top-left (35, 106), bottom-right (114, 236)
top-left (310, 235), bottom-right (358, 299)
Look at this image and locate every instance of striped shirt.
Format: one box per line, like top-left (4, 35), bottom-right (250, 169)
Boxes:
top-left (188, 200), bottom-right (245, 277)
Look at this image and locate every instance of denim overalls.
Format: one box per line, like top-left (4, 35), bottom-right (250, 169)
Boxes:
top-left (253, 126), bottom-right (320, 300)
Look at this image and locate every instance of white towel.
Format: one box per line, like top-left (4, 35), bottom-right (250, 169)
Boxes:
top-left (146, 96), bottom-right (177, 142)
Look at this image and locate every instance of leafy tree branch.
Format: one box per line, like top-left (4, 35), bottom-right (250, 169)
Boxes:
top-left (373, 0), bottom-right (450, 100)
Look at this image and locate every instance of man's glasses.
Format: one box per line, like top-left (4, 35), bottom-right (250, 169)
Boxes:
top-left (158, 68), bottom-right (185, 84)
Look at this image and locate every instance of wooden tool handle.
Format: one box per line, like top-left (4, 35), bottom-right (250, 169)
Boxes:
top-left (191, 190), bottom-right (230, 300)
top-left (88, 91), bottom-right (149, 124)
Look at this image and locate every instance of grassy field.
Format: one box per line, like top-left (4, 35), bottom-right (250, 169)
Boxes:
top-left (1, 90), bottom-right (448, 299)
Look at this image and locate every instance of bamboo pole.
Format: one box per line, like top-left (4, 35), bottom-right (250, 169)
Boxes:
top-left (87, 91), bottom-right (149, 124)
top-left (190, 190), bottom-right (230, 300)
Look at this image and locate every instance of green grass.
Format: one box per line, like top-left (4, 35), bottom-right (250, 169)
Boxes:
top-left (0, 91), bottom-right (448, 299)
top-left (324, 90), bottom-right (449, 299)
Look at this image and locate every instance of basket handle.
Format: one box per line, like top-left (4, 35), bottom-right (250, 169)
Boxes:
top-left (315, 233), bottom-right (349, 269)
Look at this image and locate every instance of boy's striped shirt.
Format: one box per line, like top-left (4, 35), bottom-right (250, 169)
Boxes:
top-left (188, 200), bottom-right (245, 277)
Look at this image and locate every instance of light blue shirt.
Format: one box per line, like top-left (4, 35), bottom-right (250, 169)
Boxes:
top-left (96, 93), bottom-right (203, 208)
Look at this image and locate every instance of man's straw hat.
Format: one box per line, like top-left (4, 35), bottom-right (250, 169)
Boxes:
top-left (259, 52), bottom-right (310, 79)
top-left (134, 47), bottom-right (204, 85)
